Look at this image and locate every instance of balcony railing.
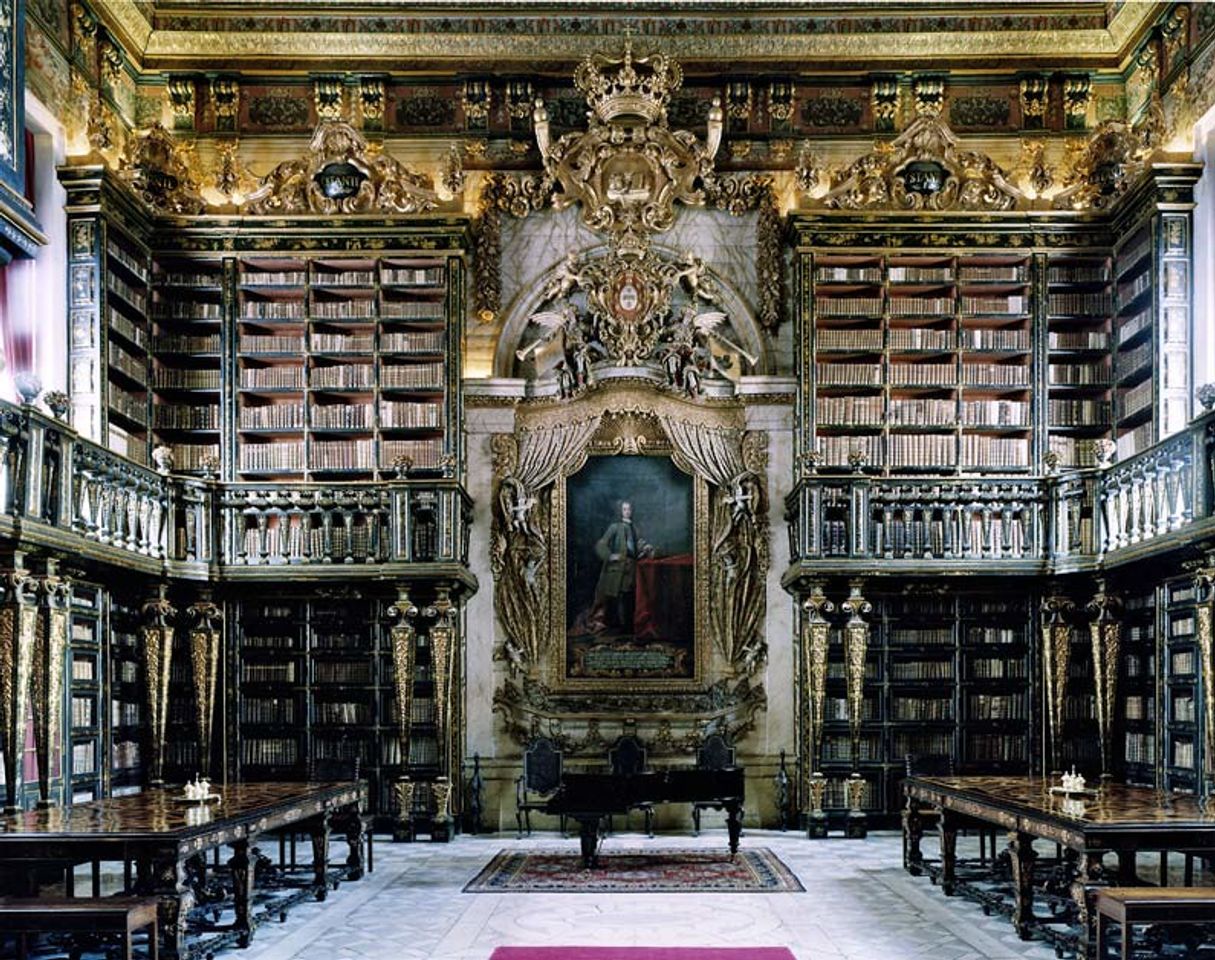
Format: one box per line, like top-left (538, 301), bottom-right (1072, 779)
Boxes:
top-left (786, 408), bottom-right (1215, 579)
top-left (0, 400), bottom-right (473, 578)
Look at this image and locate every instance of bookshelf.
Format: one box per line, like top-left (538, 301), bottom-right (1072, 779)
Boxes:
top-left (1162, 577), bottom-right (1201, 795)
top-left (1044, 254), bottom-right (1113, 468)
top-left (69, 585), bottom-right (105, 803)
top-left (1120, 583), bottom-right (1158, 788)
top-left (106, 595), bottom-right (144, 794)
top-left (957, 595), bottom-right (1032, 773)
top-left (150, 258), bottom-right (225, 474)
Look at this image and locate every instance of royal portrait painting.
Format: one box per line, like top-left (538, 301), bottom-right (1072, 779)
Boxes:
top-left (564, 454), bottom-right (696, 680)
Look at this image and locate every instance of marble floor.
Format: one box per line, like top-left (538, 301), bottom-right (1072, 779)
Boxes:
top-left (238, 830), bottom-right (1061, 960)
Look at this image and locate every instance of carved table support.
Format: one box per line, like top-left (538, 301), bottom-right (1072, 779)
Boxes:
top-left (1070, 850), bottom-right (1107, 960)
top-left (903, 797), bottom-right (925, 875)
top-left (334, 807), bottom-right (366, 880)
top-left (148, 855), bottom-right (194, 960)
top-left (937, 808), bottom-right (958, 896)
top-left (228, 838), bottom-right (258, 947)
top-left (1007, 831), bottom-right (1038, 939)
top-left (311, 814), bottom-right (331, 901)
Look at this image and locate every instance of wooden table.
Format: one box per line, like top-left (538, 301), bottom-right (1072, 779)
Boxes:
top-left (903, 776), bottom-right (1215, 960)
top-left (0, 782), bottom-right (366, 960)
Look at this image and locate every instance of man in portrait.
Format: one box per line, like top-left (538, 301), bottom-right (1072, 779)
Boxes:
top-left (593, 500), bottom-right (655, 633)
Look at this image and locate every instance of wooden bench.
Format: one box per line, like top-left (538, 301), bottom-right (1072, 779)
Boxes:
top-left (0, 897), bottom-right (159, 960)
top-left (1095, 886), bottom-right (1215, 960)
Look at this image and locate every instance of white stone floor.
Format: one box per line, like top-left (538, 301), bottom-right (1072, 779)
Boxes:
top-left (237, 829), bottom-right (1061, 960)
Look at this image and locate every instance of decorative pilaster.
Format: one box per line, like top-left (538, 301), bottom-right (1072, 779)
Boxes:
top-left (1195, 563), bottom-right (1215, 799)
top-left (428, 585), bottom-right (456, 781)
top-left (32, 565), bottom-right (71, 807)
top-left (142, 586), bottom-right (177, 787)
top-left (0, 560), bottom-right (37, 812)
top-left (1086, 582), bottom-right (1122, 780)
top-left (800, 582), bottom-right (833, 836)
top-left (841, 580), bottom-right (871, 839)
top-left (1041, 591), bottom-right (1075, 773)
top-left (387, 584), bottom-right (418, 842)
top-left (186, 595), bottom-right (222, 778)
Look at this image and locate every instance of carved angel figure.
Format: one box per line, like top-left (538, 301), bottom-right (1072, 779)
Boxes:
top-left (516, 303), bottom-right (605, 394)
top-left (654, 304), bottom-right (753, 395)
top-left (498, 476), bottom-right (539, 540)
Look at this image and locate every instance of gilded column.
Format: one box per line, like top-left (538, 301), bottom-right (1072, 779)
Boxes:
top-left (387, 584), bottom-right (418, 841)
top-left (427, 584), bottom-right (458, 842)
top-left (0, 560), bottom-right (37, 812)
top-left (32, 565), bottom-right (71, 807)
top-left (142, 586), bottom-right (177, 787)
top-left (1041, 591), bottom-right (1075, 774)
top-left (800, 582), bottom-right (833, 837)
top-left (186, 595), bottom-right (222, 778)
top-left (1086, 582), bottom-right (1122, 781)
top-left (1195, 564), bottom-right (1215, 798)
top-left (841, 579), bottom-right (871, 839)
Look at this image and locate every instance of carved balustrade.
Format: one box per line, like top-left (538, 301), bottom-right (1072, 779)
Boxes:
top-left (70, 443), bottom-right (170, 559)
top-left (1095, 430), bottom-right (1197, 554)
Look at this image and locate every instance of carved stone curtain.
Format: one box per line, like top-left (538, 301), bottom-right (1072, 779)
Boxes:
top-left (659, 417), bottom-right (745, 487)
top-left (514, 415), bottom-right (602, 492)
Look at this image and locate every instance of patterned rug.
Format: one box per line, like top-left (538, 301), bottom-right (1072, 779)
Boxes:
top-left (490, 950), bottom-right (797, 960)
top-left (464, 847), bottom-right (804, 893)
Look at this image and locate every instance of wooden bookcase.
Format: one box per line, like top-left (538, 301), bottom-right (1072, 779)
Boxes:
top-left (1162, 576), bottom-right (1202, 795)
top-left (106, 594), bottom-right (145, 795)
top-left (68, 585), bottom-right (105, 803)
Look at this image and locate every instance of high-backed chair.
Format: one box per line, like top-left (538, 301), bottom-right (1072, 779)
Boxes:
top-left (608, 734), bottom-right (654, 837)
top-left (278, 753), bottom-right (374, 878)
top-left (516, 736), bottom-right (565, 838)
top-left (692, 733), bottom-right (737, 835)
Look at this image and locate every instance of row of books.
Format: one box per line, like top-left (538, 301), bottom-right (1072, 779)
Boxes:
top-left (110, 344), bottom-right (146, 383)
top-left (1049, 398), bottom-right (1111, 425)
top-left (1116, 422), bottom-right (1154, 460)
top-left (969, 657), bottom-right (1027, 679)
top-left (1048, 362), bottom-right (1110, 386)
top-left (1124, 695), bottom-right (1154, 721)
top-left (241, 738), bottom-right (299, 765)
top-left (967, 627), bottom-right (1022, 644)
top-left (242, 334), bottom-right (304, 354)
top-left (889, 266), bottom-right (954, 283)
top-left (1048, 292), bottom-right (1112, 315)
top-left (1050, 330), bottom-right (1110, 350)
top-left (155, 334), bottom-right (221, 353)
top-left (960, 329), bottom-right (1030, 350)
top-left (109, 390), bottom-right (147, 424)
top-left (818, 328), bottom-right (884, 351)
top-left (240, 403), bottom-right (306, 429)
top-left (958, 264), bottom-right (1029, 282)
top-left (155, 301), bottom-right (223, 320)
top-left (968, 693), bottom-right (1026, 720)
top-left (1172, 649), bottom-right (1196, 675)
top-left (890, 328), bottom-right (951, 351)
top-left (817, 434), bottom-right (882, 465)
top-left (817, 395), bottom-right (883, 424)
top-left (1115, 341), bottom-right (1153, 382)
top-left (109, 309), bottom-right (147, 348)
top-left (312, 439), bottom-right (377, 470)
top-left (1048, 435), bottom-right (1099, 467)
top-left (817, 297), bottom-right (884, 317)
top-left (815, 266), bottom-right (883, 283)
top-left (311, 364), bottom-right (375, 389)
top-left (823, 735), bottom-right (881, 762)
top-left (111, 701), bottom-right (140, 726)
top-left (891, 697), bottom-right (952, 721)
top-left (1048, 263), bottom-right (1109, 284)
top-left (242, 662), bottom-right (298, 683)
top-left (313, 333), bottom-right (375, 353)
top-left (155, 404), bottom-right (220, 429)
top-left (889, 660), bottom-right (954, 680)
top-left (314, 702), bottom-right (371, 725)
top-left (1124, 732), bottom-right (1156, 765)
top-left (965, 733), bottom-right (1026, 762)
top-left (241, 698), bottom-right (297, 724)
top-left (315, 661), bottom-right (373, 684)
top-left (242, 270), bottom-right (308, 286)
top-left (239, 442), bottom-right (306, 472)
top-left (109, 272), bottom-right (148, 313)
top-left (961, 399), bottom-right (1030, 426)
top-left (1117, 236), bottom-right (1152, 277)
top-left (890, 297), bottom-right (953, 316)
top-left (314, 270), bottom-right (375, 287)
top-left (1173, 695), bottom-right (1197, 723)
top-left (1117, 379), bottom-right (1153, 421)
top-left (156, 270), bottom-right (221, 287)
top-left (1118, 270), bottom-right (1152, 305)
top-left (169, 444), bottom-right (220, 471)
top-left (890, 397), bottom-right (957, 425)
top-left (112, 740), bottom-right (141, 769)
top-left (1173, 739), bottom-right (1195, 770)
top-left (889, 628), bottom-right (952, 646)
top-left (238, 266), bottom-right (444, 287)
top-left (71, 697), bottom-right (95, 728)
top-left (1117, 307), bottom-right (1152, 346)
top-left (960, 296), bottom-right (1027, 315)
top-left (71, 657), bottom-right (96, 680)
top-left (153, 368), bottom-right (221, 389)
top-left (241, 633), bottom-right (298, 648)
top-left (889, 434), bottom-right (955, 466)
top-left (108, 240), bottom-right (149, 282)
top-left (961, 363), bottom-right (1031, 386)
top-left (961, 435), bottom-right (1029, 467)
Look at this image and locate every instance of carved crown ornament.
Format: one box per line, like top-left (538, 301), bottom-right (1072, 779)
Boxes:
top-left (242, 120), bottom-right (439, 216)
top-left (532, 40), bottom-right (724, 258)
top-left (1051, 93), bottom-right (1165, 211)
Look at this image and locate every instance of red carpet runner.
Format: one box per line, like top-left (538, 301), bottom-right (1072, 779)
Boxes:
top-left (490, 950), bottom-right (797, 960)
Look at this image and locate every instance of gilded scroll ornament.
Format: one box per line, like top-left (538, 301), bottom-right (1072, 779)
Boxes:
top-left (358, 77), bottom-right (385, 129)
top-left (243, 121), bottom-right (438, 215)
top-left (167, 77), bottom-right (195, 131)
top-left (32, 574), bottom-right (71, 806)
top-left (912, 77), bottom-right (945, 118)
top-left (1063, 76), bottom-right (1093, 130)
top-left (1053, 93), bottom-right (1163, 210)
top-left (801, 583), bottom-right (833, 812)
top-left (533, 40), bottom-right (723, 257)
top-left (142, 591), bottom-right (177, 786)
top-left (768, 83), bottom-right (795, 124)
top-left (314, 77), bottom-right (345, 123)
top-left (1041, 592), bottom-right (1075, 773)
top-left (187, 599), bottom-right (222, 777)
top-left (118, 123), bottom-right (206, 216)
top-left (871, 78), bottom-right (900, 133)
top-left (0, 568), bottom-right (37, 811)
top-left (1086, 585), bottom-right (1122, 779)
top-left (841, 581), bottom-right (872, 768)
top-left (211, 77), bottom-right (239, 131)
top-left (1019, 77), bottom-right (1048, 128)
top-left (817, 114), bottom-right (1024, 212)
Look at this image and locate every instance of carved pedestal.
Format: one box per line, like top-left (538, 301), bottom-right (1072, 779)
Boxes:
top-left (1007, 831), bottom-right (1038, 940)
top-left (844, 772), bottom-right (867, 839)
top-left (903, 801), bottom-right (925, 875)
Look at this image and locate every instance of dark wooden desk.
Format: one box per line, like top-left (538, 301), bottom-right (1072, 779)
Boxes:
top-left (0, 782), bottom-right (366, 960)
top-left (904, 775), bottom-right (1215, 960)
top-left (547, 768), bottom-right (744, 867)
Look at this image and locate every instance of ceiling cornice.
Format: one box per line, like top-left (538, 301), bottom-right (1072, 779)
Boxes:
top-left (98, 1), bottom-right (1167, 76)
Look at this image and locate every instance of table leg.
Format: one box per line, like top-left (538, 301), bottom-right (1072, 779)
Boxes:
top-left (726, 801), bottom-right (742, 857)
top-left (1070, 851), bottom-right (1107, 960)
top-left (147, 856), bottom-right (194, 960)
top-left (937, 808), bottom-right (958, 896)
top-left (1008, 831), bottom-right (1037, 940)
top-left (228, 838), bottom-right (258, 948)
top-left (577, 817), bottom-right (599, 868)
top-left (1095, 913), bottom-right (1104, 960)
top-left (334, 807), bottom-right (365, 881)
top-left (903, 799), bottom-right (925, 876)
top-left (311, 815), bottom-right (331, 901)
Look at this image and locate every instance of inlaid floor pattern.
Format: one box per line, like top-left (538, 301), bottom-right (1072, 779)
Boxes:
top-left (238, 830), bottom-right (1065, 960)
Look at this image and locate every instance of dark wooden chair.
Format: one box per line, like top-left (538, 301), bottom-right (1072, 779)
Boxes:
top-left (608, 734), bottom-right (654, 837)
top-left (0, 897), bottom-right (159, 960)
top-left (516, 736), bottom-right (566, 838)
top-left (692, 733), bottom-right (737, 835)
top-left (1096, 887), bottom-right (1215, 960)
top-left (278, 753), bottom-right (373, 877)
